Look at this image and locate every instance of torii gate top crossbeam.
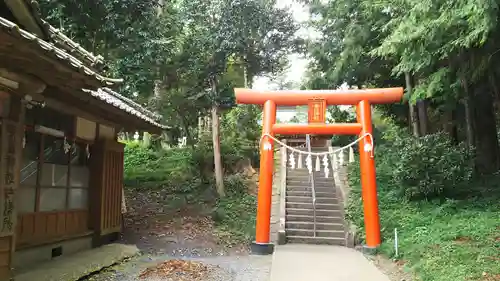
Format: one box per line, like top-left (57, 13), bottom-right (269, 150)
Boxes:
top-left (235, 87), bottom-right (404, 106)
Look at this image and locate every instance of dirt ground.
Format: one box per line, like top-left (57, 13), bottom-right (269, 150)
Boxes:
top-left (83, 187), bottom-right (415, 281)
top-left (367, 254), bottom-right (417, 281)
top-left (83, 189), bottom-right (271, 281)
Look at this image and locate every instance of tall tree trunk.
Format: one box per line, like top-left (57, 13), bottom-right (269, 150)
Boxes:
top-left (443, 108), bottom-right (459, 145)
top-left (198, 116), bottom-right (203, 140)
top-left (450, 108), bottom-right (459, 145)
top-left (211, 105), bottom-right (224, 197)
top-left (472, 86), bottom-right (500, 174)
top-left (417, 100), bottom-right (429, 135)
top-left (405, 72), bottom-right (420, 137)
top-left (462, 77), bottom-right (475, 147)
top-left (210, 79), bottom-right (225, 197)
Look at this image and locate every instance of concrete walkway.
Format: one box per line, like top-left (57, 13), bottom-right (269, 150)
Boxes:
top-left (15, 244), bottom-right (139, 281)
top-left (270, 245), bottom-right (390, 281)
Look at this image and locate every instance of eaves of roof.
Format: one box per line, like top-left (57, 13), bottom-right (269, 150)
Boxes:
top-left (0, 16), bottom-right (122, 86)
top-left (25, 0), bottom-right (106, 68)
top-left (83, 88), bottom-right (170, 130)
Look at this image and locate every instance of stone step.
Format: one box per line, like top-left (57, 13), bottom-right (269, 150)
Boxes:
top-left (287, 174), bottom-right (333, 180)
top-left (286, 191), bottom-right (336, 198)
top-left (287, 208), bottom-right (342, 217)
top-left (285, 228), bottom-right (345, 238)
top-left (286, 214), bottom-right (344, 224)
top-left (286, 179), bottom-right (333, 185)
top-left (286, 235), bottom-right (346, 246)
top-left (286, 221), bottom-right (344, 231)
top-left (286, 186), bottom-right (334, 193)
top-left (285, 202), bottom-right (341, 210)
top-left (287, 180), bottom-right (333, 186)
top-left (286, 196), bottom-right (338, 204)
top-left (287, 169), bottom-right (325, 174)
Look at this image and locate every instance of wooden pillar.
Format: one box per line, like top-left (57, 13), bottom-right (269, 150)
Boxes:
top-left (251, 100), bottom-right (276, 255)
top-left (0, 97), bottom-right (25, 279)
top-left (356, 100), bottom-right (381, 248)
top-left (89, 140), bottom-right (124, 247)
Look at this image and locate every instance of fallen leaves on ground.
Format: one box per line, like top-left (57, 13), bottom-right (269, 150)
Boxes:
top-left (482, 272), bottom-right (500, 281)
top-left (138, 260), bottom-right (211, 280)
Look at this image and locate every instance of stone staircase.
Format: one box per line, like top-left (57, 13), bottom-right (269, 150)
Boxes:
top-left (284, 148), bottom-right (347, 246)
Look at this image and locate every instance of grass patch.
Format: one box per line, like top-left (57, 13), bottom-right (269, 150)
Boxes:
top-left (378, 198), bottom-right (499, 281)
top-left (347, 155), bottom-right (500, 281)
top-left (211, 175), bottom-right (257, 246)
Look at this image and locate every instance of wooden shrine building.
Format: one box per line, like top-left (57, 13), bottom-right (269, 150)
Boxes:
top-left (0, 1), bottom-right (167, 279)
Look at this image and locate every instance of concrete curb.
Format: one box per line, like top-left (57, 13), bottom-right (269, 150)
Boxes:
top-left (330, 147), bottom-right (357, 248)
top-left (278, 145), bottom-right (287, 245)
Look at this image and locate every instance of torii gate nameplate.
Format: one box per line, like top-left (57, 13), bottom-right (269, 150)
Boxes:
top-left (308, 98), bottom-right (326, 123)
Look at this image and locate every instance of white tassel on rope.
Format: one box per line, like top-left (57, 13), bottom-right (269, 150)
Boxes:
top-left (349, 147), bottom-right (355, 163)
top-left (298, 153), bottom-right (303, 169)
top-left (315, 155), bottom-right (321, 171)
top-left (306, 155), bottom-right (313, 174)
top-left (333, 154), bottom-right (339, 182)
top-left (258, 132), bottom-right (375, 174)
top-left (323, 155), bottom-right (329, 178)
top-left (289, 152), bottom-right (296, 169)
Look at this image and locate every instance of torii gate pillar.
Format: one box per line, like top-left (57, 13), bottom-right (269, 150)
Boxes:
top-left (235, 87), bottom-right (404, 255)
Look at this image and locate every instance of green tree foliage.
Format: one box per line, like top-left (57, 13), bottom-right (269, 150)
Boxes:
top-left (39, 0), bottom-right (182, 98)
top-left (305, 0), bottom-right (500, 174)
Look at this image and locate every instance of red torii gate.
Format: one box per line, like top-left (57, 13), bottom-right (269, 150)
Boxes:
top-left (234, 87), bottom-right (404, 254)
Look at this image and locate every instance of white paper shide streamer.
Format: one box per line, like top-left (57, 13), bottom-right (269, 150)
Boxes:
top-left (305, 154), bottom-right (313, 173)
top-left (289, 152), bottom-right (295, 169)
top-left (261, 133), bottom-right (374, 178)
top-left (323, 155), bottom-right (329, 178)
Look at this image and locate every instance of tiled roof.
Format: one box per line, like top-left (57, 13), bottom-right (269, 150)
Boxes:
top-left (43, 21), bottom-right (105, 68)
top-left (0, 16), bottom-right (122, 86)
top-left (25, 0), bottom-right (106, 68)
top-left (0, 15), bottom-right (167, 130)
top-left (83, 88), bottom-right (169, 130)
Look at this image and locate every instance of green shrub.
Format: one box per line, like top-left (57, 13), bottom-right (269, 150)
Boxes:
top-left (123, 141), bottom-right (204, 193)
top-left (346, 130), bottom-right (475, 241)
top-left (391, 132), bottom-right (474, 200)
top-left (212, 174), bottom-right (257, 243)
top-left (196, 136), bottom-right (258, 174)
